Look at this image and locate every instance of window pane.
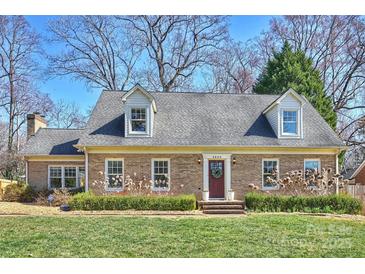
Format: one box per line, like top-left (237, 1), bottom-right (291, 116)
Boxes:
top-left (107, 175), bottom-right (123, 188)
top-left (106, 161), bottom-right (123, 189)
top-left (50, 167), bottom-right (62, 177)
top-left (50, 178), bottom-right (62, 188)
top-left (64, 167), bottom-right (76, 177)
top-left (283, 111), bottom-right (297, 134)
top-left (153, 160), bottom-right (170, 189)
top-left (263, 160), bottom-right (278, 188)
top-left (78, 167), bottom-right (85, 187)
top-left (65, 178), bottom-right (76, 188)
top-left (305, 160), bottom-right (320, 179)
top-left (131, 121), bottom-right (146, 132)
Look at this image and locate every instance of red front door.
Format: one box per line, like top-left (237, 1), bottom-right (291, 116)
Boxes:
top-left (209, 160), bottom-right (225, 199)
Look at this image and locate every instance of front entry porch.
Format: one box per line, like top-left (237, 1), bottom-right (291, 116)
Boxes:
top-left (202, 154), bottom-right (233, 201)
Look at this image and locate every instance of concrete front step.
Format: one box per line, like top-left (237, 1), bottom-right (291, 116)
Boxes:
top-left (203, 209), bottom-right (246, 214)
top-left (202, 204), bottom-right (244, 210)
top-left (198, 200), bottom-right (244, 206)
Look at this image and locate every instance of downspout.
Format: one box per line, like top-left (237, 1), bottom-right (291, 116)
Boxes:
top-left (84, 147), bottom-right (89, 192)
top-left (25, 159), bottom-right (28, 185)
top-left (335, 150), bottom-right (339, 195)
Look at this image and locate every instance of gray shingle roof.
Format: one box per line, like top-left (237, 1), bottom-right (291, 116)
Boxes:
top-left (76, 90), bottom-right (343, 148)
top-left (21, 128), bottom-right (84, 155)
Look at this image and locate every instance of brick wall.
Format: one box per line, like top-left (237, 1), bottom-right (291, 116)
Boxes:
top-left (88, 153), bottom-right (203, 198)
top-left (27, 161), bottom-right (84, 191)
top-left (27, 153), bottom-right (336, 197)
top-left (231, 154), bottom-right (336, 197)
top-left (89, 153), bottom-right (336, 198)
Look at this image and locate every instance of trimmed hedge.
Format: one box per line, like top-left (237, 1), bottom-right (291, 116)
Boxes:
top-left (69, 193), bottom-right (196, 211)
top-left (245, 192), bottom-right (362, 215)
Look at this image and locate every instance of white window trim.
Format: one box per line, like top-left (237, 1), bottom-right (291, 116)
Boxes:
top-left (47, 165), bottom-right (85, 190)
top-left (281, 108), bottom-right (299, 137)
top-left (125, 104), bottom-right (151, 137)
top-left (304, 159), bottom-right (321, 179)
top-left (151, 158), bottom-right (171, 192)
top-left (105, 158), bottom-right (124, 192)
top-left (262, 158), bottom-right (280, 190)
top-left (130, 107), bottom-right (148, 134)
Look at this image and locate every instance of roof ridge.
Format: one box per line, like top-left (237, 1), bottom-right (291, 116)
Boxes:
top-left (40, 128), bottom-right (84, 130)
top-left (102, 90), bottom-right (280, 96)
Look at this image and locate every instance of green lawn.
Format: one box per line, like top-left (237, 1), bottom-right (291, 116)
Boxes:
top-left (0, 214), bottom-right (364, 257)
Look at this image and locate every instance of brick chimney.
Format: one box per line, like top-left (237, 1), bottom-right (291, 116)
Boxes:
top-left (27, 112), bottom-right (47, 139)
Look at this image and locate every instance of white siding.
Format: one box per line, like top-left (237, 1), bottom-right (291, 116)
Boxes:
top-left (280, 93), bottom-right (301, 108)
top-left (126, 90), bottom-right (151, 105)
top-left (265, 105), bottom-right (279, 137)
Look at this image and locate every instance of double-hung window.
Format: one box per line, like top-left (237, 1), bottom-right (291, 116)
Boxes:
top-left (48, 166), bottom-right (84, 189)
top-left (130, 108), bottom-right (147, 133)
top-left (304, 159), bottom-right (321, 179)
top-left (152, 159), bottom-right (170, 191)
top-left (105, 159), bottom-right (124, 190)
top-left (262, 159), bottom-right (279, 189)
top-left (282, 110), bottom-right (298, 135)
top-left (49, 167), bottom-right (62, 189)
top-left (64, 167), bottom-right (77, 188)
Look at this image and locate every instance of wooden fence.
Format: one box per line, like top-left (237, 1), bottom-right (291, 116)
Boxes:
top-left (346, 184), bottom-right (365, 199)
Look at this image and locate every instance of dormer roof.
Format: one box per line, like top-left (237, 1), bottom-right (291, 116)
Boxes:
top-left (262, 88), bottom-right (307, 114)
top-left (121, 84), bottom-right (157, 112)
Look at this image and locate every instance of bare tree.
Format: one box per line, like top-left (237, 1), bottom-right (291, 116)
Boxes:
top-left (203, 40), bottom-right (258, 93)
top-left (48, 16), bottom-right (142, 91)
top-left (253, 16), bottom-right (365, 154)
top-left (121, 16), bottom-right (229, 92)
top-left (48, 99), bottom-right (87, 129)
top-left (0, 16), bottom-right (44, 153)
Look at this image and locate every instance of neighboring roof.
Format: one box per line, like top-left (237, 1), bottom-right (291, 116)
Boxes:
top-left (348, 160), bottom-right (365, 179)
top-left (342, 168), bottom-right (356, 180)
top-left (21, 128), bottom-right (84, 156)
top-left (262, 88), bottom-right (307, 114)
top-left (76, 90), bottom-right (344, 148)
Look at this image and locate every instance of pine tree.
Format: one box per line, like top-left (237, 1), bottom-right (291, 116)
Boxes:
top-left (254, 41), bottom-right (337, 129)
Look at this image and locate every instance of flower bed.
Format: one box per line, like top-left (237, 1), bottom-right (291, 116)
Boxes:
top-left (68, 192), bottom-right (196, 211)
top-left (245, 192), bottom-right (362, 215)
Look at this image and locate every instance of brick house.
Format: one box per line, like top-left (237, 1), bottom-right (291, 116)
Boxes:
top-left (21, 85), bottom-right (344, 200)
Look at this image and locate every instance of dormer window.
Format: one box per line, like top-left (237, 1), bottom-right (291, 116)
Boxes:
top-left (282, 110), bottom-right (298, 135)
top-left (131, 108), bottom-right (147, 133)
top-left (263, 88), bottom-right (305, 139)
top-left (122, 84), bottom-right (157, 138)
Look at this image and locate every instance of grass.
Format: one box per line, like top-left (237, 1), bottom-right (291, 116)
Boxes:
top-left (0, 214), bottom-right (364, 257)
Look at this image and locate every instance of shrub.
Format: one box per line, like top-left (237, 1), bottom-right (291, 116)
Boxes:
top-left (69, 193), bottom-right (196, 211)
top-left (245, 192), bottom-right (362, 215)
top-left (2, 184), bottom-right (36, 202)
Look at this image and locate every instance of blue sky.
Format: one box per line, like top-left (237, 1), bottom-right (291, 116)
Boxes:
top-left (26, 16), bottom-right (272, 112)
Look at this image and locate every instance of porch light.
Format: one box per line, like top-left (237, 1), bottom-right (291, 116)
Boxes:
top-left (232, 157), bottom-right (236, 165)
top-left (198, 158), bottom-right (201, 164)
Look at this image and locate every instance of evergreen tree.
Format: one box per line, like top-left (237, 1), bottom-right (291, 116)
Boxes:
top-left (254, 41), bottom-right (337, 129)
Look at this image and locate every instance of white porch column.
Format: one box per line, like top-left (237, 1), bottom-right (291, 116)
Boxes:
top-left (224, 157), bottom-right (232, 199)
top-left (203, 158), bottom-right (209, 192)
top-left (85, 149), bottom-right (89, 192)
